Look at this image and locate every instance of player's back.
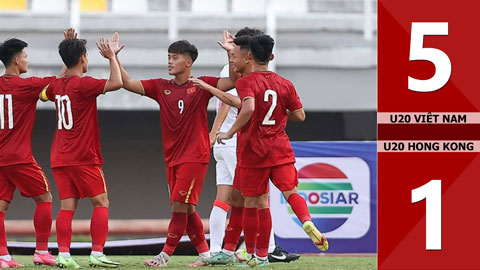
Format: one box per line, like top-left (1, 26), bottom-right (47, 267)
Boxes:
top-left (0, 75), bottom-right (54, 166)
top-left (236, 71), bottom-right (303, 168)
top-left (46, 76), bottom-right (107, 168)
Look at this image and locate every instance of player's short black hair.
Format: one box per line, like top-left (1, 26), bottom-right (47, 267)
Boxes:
top-left (250, 34), bottom-right (274, 64)
top-left (235, 27), bottom-right (264, 37)
top-left (0, 38), bottom-right (28, 67)
top-left (168, 40), bottom-right (198, 63)
top-left (58, 38), bottom-right (87, 68)
top-left (233, 35), bottom-right (252, 52)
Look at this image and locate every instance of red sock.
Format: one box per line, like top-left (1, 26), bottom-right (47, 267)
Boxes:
top-left (287, 193), bottom-right (312, 223)
top-left (256, 208), bottom-right (271, 258)
top-left (0, 211), bottom-right (7, 255)
top-left (34, 202), bottom-right (52, 251)
top-left (91, 207), bottom-right (109, 252)
top-left (223, 206), bottom-right (244, 252)
top-left (186, 211), bottom-right (208, 254)
top-left (162, 212), bottom-right (188, 256)
top-left (56, 210), bottom-right (74, 253)
top-left (243, 207), bottom-right (258, 255)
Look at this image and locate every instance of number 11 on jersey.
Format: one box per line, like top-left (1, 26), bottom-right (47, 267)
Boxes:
top-left (0, 94), bottom-right (13, 129)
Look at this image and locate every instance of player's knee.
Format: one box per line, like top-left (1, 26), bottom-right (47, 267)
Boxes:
top-left (230, 189), bottom-right (244, 207)
top-left (0, 200), bottom-right (10, 212)
top-left (244, 196), bottom-right (259, 208)
top-left (282, 188), bottom-right (298, 201)
top-left (172, 201), bottom-right (189, 213)
top-left (258, 195), bottom-right (269, 209)
top-left (90, 193), bottom-right (109, 208)
top-left (33, 192), bottom-right (53, 203)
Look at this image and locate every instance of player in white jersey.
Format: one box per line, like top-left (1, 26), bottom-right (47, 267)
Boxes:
top-left (207, 28), bottom-right (299, 263)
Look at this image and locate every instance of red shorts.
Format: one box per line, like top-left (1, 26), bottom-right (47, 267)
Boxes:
top-left (239, 163), bottom-right (298, 197)
top-left (232, 166), bottom-right (242, 190)
top-left (167, 162), bottom-right (208, 205)
top-left (0, 163), bottom-right (50, 202)
top-left (52, 165), bottom-right (107, 200)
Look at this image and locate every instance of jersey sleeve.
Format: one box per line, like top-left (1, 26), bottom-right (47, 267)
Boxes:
top-left (235, 77), bottom-right (254, 100)
top-left (80, 76), bottom-right (107, 98)
top-left (141, 78), bottom-right (166, 101)
top-left (28, 76), bottom-right (56, 99)
top-left (287, 82), bottom-right (303, 111)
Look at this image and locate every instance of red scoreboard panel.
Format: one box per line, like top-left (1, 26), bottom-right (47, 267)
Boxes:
top-left (378, 0), bottom-right (480, 269)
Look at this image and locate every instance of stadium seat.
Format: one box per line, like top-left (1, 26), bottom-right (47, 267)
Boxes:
top-left (80, 0), bottom-right (107, 12)
top-left (32, 0), bottom-right (68, 13)
top-left (232, 0), bottom-right (307, 15)
top-left (0, 0), bottom-right (26, 11)
top-left (112, 0), bottom-right (148, 14)
top-left (191, 0), bottom-right (227, 14)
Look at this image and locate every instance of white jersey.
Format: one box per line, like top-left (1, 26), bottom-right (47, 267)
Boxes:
top-left (214, 64), bottom-right (238, 148)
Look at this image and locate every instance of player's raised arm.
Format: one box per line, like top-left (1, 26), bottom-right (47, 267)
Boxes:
top-left (110, 33), bottom-right (144, 95)
top-left (217, 97), bottom-right (254, 144)
top-left (191, 77), bottom-right (241, 108)
top-left (97, 37), bottom-right (123, 92)
top-left (216, 30), bottom-right (240, 91)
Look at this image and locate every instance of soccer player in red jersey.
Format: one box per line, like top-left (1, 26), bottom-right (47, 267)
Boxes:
top-left (115, 32), bottom-right (237, 267)
top-left (213, 34), bottom-right (329, 266)
top-left (39, 33), bottom-right (123, 268)
top-left (0, 31), bottom-right (72, 267)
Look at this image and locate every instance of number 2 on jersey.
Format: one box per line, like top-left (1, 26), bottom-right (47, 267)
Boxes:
top-left (262, 90), bottom-right (277, 125)
top-left (0, 94), bottom-right (13, 129)
top-left (55, 95), bottom-right (73, 130)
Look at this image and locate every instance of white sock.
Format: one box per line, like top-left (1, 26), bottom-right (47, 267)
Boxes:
top-left (268, 229), bottom-right (276, 253)
top-left (0, 255), bottom-right (11, 261)
top-left (257, 255), bottom-right (268, 261)
top-left (209, 206), bottom-right (228, 254)
top-left (91, 251), bottom-right (103, 257)
top-left (35, 250), bottom-right (48, 255)
top-left (58, 252), bottom-right (71, 258)
top-left (222, 249), bottom-right (234, 256)
top-left (199, 252), bottom-right (211, 259)
top-left (160, 251), bottom-right (170, 262)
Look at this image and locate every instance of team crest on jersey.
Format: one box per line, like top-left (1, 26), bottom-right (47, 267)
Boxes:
top-left (187, 87), bottom-right (196, 94)
top-left (164, 89), bottom-right (172, 95)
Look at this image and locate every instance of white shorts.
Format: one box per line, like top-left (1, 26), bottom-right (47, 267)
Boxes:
top-left (213, 146), bottom-right (237, 186)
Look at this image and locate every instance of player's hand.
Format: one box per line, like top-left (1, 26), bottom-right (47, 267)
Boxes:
top-left (217, 132), bottom-right (233, 145)
top-left (190, 78), bottom-right (209, 90)
top-left (64, 28), bottom-right (77, 39)
top-left (96, 37), bottom-right (115, 60)
top-left (111, 32), bottom-right (126, 55)
top-left (217, 30), bottom-right (235, 52)
top-left (209, 131), bottom-right (217, 147)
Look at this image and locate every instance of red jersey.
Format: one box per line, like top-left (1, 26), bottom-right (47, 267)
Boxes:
top-left (45, 76), bottom-right (107, 168)
top-left (141, 76), bottom-right (220, 167)
top-left (235, 72), bottom-right (303, 168)
top-left (0, 76), bottom-right (55, 166)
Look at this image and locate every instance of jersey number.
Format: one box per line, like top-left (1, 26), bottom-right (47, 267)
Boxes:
top-left (178, 99), bottom-right (184, 114)
top-left (412, 180), bottom-right (442, 250)
top-left (55, 95), bottom-right (73, 130)
top-left (262, 90), bottom-right (277, 125)
top-left (0, 94), bottom-right (13, 129)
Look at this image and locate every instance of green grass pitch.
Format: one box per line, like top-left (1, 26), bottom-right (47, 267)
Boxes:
top-left (9, 255), bottom-right (377, 269)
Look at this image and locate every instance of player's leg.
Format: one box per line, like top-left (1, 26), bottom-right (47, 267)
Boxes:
top-left (256, 194), bottom-right (271, 265)
top-left (6, 163), bottom-right (55, 266)
top-left (52, 167), bottom-right (82, 268)
top-left (0, 167), bottom-right (23, 268)
top-left (272, 163), bottom-right (328, 251)
top-left (75, 166), bottom-right (119, 268)
top-left (243, 195), bottom-right (260, 267)
top-left (209, 147), bottom-right (233, 255)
